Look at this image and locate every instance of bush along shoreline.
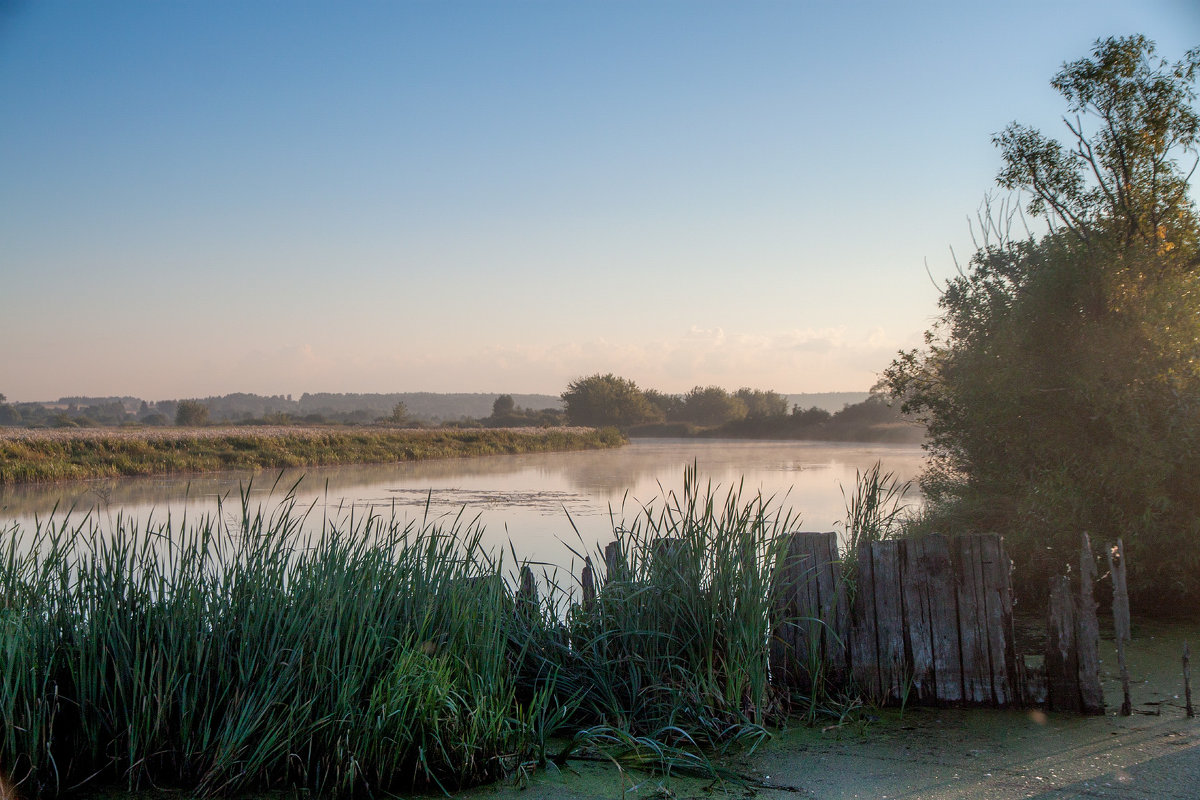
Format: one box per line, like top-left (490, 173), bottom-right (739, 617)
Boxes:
top-left (0, 470), bottom-right (816, 798)
top-left (0, 426), bottom-right (625, 486)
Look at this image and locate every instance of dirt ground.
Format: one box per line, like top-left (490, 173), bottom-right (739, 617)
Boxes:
top-left (465, 617), bottom-right (1200, 800)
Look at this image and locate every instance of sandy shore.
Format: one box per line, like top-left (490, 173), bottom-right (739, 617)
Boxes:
top-left (465, 617), bottom-right (1200, 799)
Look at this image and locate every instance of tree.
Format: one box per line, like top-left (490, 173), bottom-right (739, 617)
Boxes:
top-left (643, 389), bottom-right (682, 420)
top-left (175, 400), bottom-right (210, 427)
top-left (885, 36), bottom-right (1200, 606)
top-left (389, 402), bottom-right (409, 424)
top-left (491, 394), bottom-right (516, 417)
top-left (561, 374), bottom-right (659, 427)
top-left (677, 386), bottom-right (747, 426)
top-left (735, 388), bottom-right (789, 419)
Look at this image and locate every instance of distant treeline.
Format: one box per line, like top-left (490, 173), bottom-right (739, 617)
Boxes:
top-left (560, 375), bottom-right (922, 443)
top-left (0, 392), bottom-right (565, 428)
top-left (0, 388), bottom-right (894, 439)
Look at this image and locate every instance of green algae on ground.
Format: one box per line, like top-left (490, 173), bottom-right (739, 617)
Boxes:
top-left (465, 617), bottom-right (1200, 800)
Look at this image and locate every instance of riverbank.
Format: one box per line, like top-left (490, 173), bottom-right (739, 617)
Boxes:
top-left (627, 420), bottom-right (924, 444)
top-left (468, 616), bottom-right (1200, 799)
top-left (0, 425), bottom-right (625, 485)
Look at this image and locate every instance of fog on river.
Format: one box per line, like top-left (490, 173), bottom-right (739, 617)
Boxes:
top-left (0, 439), bottom-right (924, 575)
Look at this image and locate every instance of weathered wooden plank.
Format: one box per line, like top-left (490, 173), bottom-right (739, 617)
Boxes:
top-left (771, 533), bottom-right (816, 690)
top-left (979, 534), bottom-right (1016, 706)
top-left (1185, 641), bottom-right (1194, 718)
top-left (902, 537), bottom-right (936, 703)
top-left (1075, 533), bottom-right (1104, 714)
top-left (923, 534), bottom-right (963, 704)
top-left (581, 557), bottom-right (596, 612)
top-left (850, 541), bottom-right (881, 701)
top-left (831, 534), bottom-right (852, 682)
top-left (517, 564), bottom-right (538, 617)
top-left (956, 535), bottom-right (991, 705)
top-left (1108, 538), bottom-right (1132, 716)
top-left (603, 540), bottom-right (625, 583)
top-left (802, 533), bottom-right (830, 688)
top-left (872, 540), bottom-right (907, 703)
top-left (811, 531), bottom-right (849, 686)
top-left (1046, 575), bottom-right (1081, 712)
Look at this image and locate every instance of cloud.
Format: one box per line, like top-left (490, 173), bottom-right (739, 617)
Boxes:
top-left (350, 324), bottom-right (927, 394)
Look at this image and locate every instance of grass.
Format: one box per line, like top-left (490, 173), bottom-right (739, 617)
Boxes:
top-left (0, 467), bottom-right (836, 799)
top-left (840, 461), bottom-right (913, 596)
top-left (0, 426), bottom-right (625, 485)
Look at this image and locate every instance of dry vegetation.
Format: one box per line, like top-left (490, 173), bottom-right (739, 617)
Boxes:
top-left (0, 426), bottom-right (624, 485)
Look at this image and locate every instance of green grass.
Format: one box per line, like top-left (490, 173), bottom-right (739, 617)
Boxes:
top-left (0, 426), bottom-right (625, 485)
top-left (0, 468), bottom-right (836, 798)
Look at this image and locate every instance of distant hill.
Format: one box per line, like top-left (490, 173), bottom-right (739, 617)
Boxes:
top-left (298, 393), bottom-right (562, 421)
top-left (11, 391), bottom-right (864, 426)
top-left (10, 392), bottom-right (564, 425)
top-left (786, 392), bottom-right (871, 413)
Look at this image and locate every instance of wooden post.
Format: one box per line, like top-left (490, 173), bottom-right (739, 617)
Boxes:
top-left (581, 557), bottom-right (596, 611)
top-left (517, 565), bottom-right (538, 617)
top-left (1046, 575), bottom-right (1081, 712)
top-left (1184, 641), bottom-right (1194, 719)
top-left (1076, 533), bottom-right (1104, 714)
top-left (979, 534), bottom-right (1016, 707)
top-left (872, 540), bottom-right (907, 703)
top-left (956, 535), bottom-right (991, 705)
top-left (770, 532), bottom-right (849, 691)
top-left (603, 540), bottom-right (625, 583)
top-left (1107, 539), bottom-right (1132, 716)
top-left (849, 541), bottom-right (882, 701)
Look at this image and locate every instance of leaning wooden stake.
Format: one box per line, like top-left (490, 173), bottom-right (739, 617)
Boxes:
top-left (518, 565), bottom-right (538, 618)
top-left (581, 557), bottom-right (596, 611)
top-left (1184, 641), bottom-right (1194, 719)
top-left (1107, 539), bottom-right (1132, 716)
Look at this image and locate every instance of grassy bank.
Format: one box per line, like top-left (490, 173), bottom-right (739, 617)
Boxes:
top-left (0, 471), bottom-right (808, 798)
top-left (0, 426), bottom-right (624, 485)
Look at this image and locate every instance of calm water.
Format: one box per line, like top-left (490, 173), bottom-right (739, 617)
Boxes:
top-left (0, 439), bottom-right (924, 573)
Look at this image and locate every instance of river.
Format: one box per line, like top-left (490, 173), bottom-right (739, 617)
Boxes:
top-left (0, 438), bottom-right (924, 573)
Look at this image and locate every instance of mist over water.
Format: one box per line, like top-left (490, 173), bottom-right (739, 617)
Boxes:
top-left (1, 439), bottom-right (924, 573)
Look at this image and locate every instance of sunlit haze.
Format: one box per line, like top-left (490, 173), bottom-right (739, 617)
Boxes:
top-left (2, 0), bottom-right (1196, 401)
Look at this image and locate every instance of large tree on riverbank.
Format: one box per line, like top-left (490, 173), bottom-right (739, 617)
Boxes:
top-left (561, 373), bottom-right (660, 427)
top-left (885, 36), bottom-right (1200, 606)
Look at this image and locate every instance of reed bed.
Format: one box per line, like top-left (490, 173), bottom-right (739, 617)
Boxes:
top-left (1, 470), bottom-right (820, 798)
top-left (0, 426), bottom-right (624, 485)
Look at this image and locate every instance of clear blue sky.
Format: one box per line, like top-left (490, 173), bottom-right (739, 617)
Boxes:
top-left (2, 0), bottom-right (1197, 401)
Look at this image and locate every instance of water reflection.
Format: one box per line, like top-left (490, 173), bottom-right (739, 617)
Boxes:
top-left (0, 439), bottom-right (925, 571)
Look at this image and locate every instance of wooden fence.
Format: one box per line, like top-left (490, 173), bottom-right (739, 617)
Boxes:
top-left (769, 531), bottom-right (1106, 712)
top-left (579, 531), bottom-right (1112, 713)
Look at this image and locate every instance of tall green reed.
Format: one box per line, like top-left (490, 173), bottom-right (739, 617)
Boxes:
top-left (0, 485), bottom-right (532, 798)
top-left (524, 465), bottom-right (798, 765)
top-left (2, 467), bottom-right (841, 798)
top-left (840, 462), bottom-right (912, 592)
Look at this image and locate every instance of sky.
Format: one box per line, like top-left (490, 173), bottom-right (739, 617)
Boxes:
top-left (2, 1), bottom-right (1198, 402)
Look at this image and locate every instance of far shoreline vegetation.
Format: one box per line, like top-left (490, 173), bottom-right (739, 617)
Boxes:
top-left (0, 384), bottom-right (921, 487)
top-left (0, 427), bottom-right (625, 486)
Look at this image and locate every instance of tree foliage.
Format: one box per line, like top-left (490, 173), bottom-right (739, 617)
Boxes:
top-left (561, 374), bottom-right (659, 427)
top-left (491, 394), bottom-right (516, 417)
top-left (885, 36), bottom-right (1200, 606)
top-left (175, 400), bottom-right (210, 427)
top-left (678, 386), bottom-right (748, 426)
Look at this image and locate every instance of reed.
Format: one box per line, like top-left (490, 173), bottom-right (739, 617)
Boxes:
top-left (524, 466), bottom-right (796, 761)
top-left (0, 469), bottom-right (826, 798)
top-left (840, 461), bottom-right (912, 593)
